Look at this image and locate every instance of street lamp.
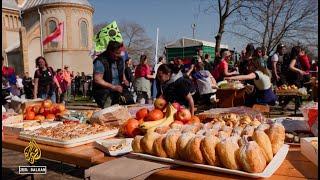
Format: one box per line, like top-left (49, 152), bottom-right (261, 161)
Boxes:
top-left (191, 23), bottom-right (196, 39)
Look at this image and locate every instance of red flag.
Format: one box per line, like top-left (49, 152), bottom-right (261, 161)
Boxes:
top-left (43, 22), bottom-right (64, 45)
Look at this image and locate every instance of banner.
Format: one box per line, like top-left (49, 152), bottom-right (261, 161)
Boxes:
top-left (94, 21), bottom-right (123, 53)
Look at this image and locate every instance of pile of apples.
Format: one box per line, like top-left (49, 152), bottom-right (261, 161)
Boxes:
top-left (122, 98), bottom-right (200, 137)
top-left (24, 99), bottom-right (66, 121)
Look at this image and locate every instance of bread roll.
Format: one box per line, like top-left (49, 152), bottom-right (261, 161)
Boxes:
top-left (241, 125), bottom-right (255, 136)
top-left (155, 126), bottom-right (170, 134)
top-left (176, 132), bottom-right (195, 160)
top-left (164, 131), bottom-right (181, 159)
top-left (217, 131), bottom-right (230, 140)
top-left (221, 125), bottom-right (233, 136)
top-left (170, 122), bottom-right (184, 130)
top-left (182, 125), bottom-right (201, 134)
top-left (140, 132), bottom-right (161, 155)
top-left (266, 123), bottom-right (285, 155)
top-left (250, 119), bottom-right (261, 128)
top-left (152, 135), bottom-right (167, 157)
top-left (132, 135), bottom-right (144, 153)
top-left (185, 135), bottom-right (205, 164)
top-left (204, 128), bottom-right (219, 137)
top-left (238, 137), bottom-right (267, 173)
top-left (256, 123), bottom-right (270, 131)
top-left (203, 122), bottom-right (213, 130)
top-left (216, 137), bottom-right (241, 170)
top-left (252, 130), bottom-right (273, 163)
top-left (200, 135), bottom-right (221, 166)
top-left (231, 126), bottom-right (243, 136)
top-left (211, 121), bottom-right (225, 130)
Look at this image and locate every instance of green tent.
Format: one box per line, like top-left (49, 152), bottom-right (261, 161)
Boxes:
top-left (165, 37), bottom-right (229, 62)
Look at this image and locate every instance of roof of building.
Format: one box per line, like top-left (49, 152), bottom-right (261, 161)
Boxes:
top-left (22, 0), bottom-right (92, 10)
top-left (165, 37), bottom-right (229, 49)
top-left (2, 0), bottom-right (20, 11)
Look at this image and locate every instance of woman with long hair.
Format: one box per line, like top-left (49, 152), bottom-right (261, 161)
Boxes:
top-left (33, 56), bottom-right (60, 102)
top-left (287, 46), bottom-right (309, 87)
top-left (225, 59), bottom-right (277, 106)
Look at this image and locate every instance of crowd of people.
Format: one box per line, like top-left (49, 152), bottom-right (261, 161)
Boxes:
top-left (2, 56), bottom-right (94, 105)
top-left (2, 41), bottom-right (318, 113)
top-left (92, 41), bottom-right (318, 115)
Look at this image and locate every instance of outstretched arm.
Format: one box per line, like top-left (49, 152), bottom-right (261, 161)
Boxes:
top-left (224, 72), bottom-right (256, 81)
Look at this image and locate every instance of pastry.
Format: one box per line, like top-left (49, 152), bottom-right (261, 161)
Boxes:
top-left (185, 135), bottom-right (205, 164)
top-left (256, 123), bottom-right (270, 131)
top-left (252, 130), bottom-right (273, 163)
top-left (266, 123), bottom-right (285, 155)
top-left (250, 119), bottom-right (261, 128)
top-left (221, 125), bottom-right (233, 136)
top-left (140, 132), bottom-right (161, 155)
top-left (211, 121), bottom-right (225, 130)
top-left (241, 125), bottom-right (255, 136)
top-left (182, 125), bottom-right (201, 134)
top-left (240, 115), bottom-right (252, 125)
top-left (216, 137), bottom-right (241, 170)
top-left (238, 136), bottom-right (267, 173)
top-left (196, 129), bottom-right (206, 136)
top-left (176, 132), bottom-right (195, 160)
top-left (132, 135), bottom-right (144, 153)
top-left (203, 122), bottom-right (213, 130)
top-left (217, 131), bottom-right (230, 140)
top-left (200, 135), bottom-right (221, 166)
top-left (164, 131), bottom-right (181, 159)
top-left (204, 128), bottom-right (219, 137)
top-left (231, 126), bottom-right (243, 136)
top-left (152, 135), bottom-right (167, 157)
top-left (155, 126), bottom-right (170, 134)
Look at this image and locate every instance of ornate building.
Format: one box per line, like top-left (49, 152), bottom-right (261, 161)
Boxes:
top-left (2, 0), bottom-right (94, 75)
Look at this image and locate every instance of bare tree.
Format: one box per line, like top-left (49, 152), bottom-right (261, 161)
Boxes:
top-left (203, 0), bottom-right (245, 54)
top-left (118, 20), bottom-right (154, 63)
top-left (229, 0), bottom-right (318, 54)
top-left (93, 20), bottom-right (154, 65)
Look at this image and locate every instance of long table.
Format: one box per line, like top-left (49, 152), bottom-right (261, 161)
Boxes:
top-left (3, 135), bottom-right (318, 179)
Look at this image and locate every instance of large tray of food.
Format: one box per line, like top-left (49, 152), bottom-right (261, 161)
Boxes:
top-left (275, 84), bottom-right (307, 96)
top-left (19, 123), bottom-right (119, 147)
top-left (217, 80), bottom-right (245, 90)
top-left (3, 120), bottom-right (62, 135)
top-left (131, 119), bottom-right (287, 178)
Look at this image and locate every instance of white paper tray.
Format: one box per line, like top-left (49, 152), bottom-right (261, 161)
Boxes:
top-left (132, 144), bottom-right (289, 178)
top-left (4, 121), bottom-right (62, 135)
top-left (94, 138), bottom-right (133, 156)
top-left (300, 137), bottom-right (318, 166)
top-left (19, 129), bottom-right (119, 148)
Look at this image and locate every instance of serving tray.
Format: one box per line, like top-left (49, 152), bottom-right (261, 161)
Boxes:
top-left (19, 129), bottom-right (119, 148)
top-left (94, 138), bottom-right (133, 156)
top-left (132, 144), bottom-right (289, 178)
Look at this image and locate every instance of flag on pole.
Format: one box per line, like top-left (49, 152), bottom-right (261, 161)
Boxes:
top-left (43, 22), bottom-right (64, 45)
top-left (94, 21), bottom-right (123, 53)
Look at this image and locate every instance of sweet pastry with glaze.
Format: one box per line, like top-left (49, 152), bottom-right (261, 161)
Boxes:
top-left (140, 131), bottom-right (161, 155)
top-left (185, 135), bottom-right (205, 164)
top-left (152, 135), bottom-right (167, 157)
top-left (132, 135), bottom-right (144, 153)
top-left (266, 123), bottom-right (285, 155)
top-left (216, 137), bottom-right (241, 170)
top-left (163, 131), bottom-right (182, 159)
top-left (200, 135), bottom-right (221, 166)
top-left (252, 130), bottom-right (273, 163)
top-left (176, 132), bottom-right (195, 160)
top-left (240, 115), bottom-right (252, 126)
top-left (211, 121), bottom-right (225, 130)
top-left (238, 136), bottom-right (267, 173)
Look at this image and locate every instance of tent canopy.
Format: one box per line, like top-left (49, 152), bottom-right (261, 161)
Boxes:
top-left (165, 37), bottom-right (228, 49)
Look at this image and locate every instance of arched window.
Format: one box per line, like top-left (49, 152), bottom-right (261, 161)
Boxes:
top-left (80, 20), bottom-right (88, 48)
top-left (14, 16), bottom-right (18, 28)
top-left (48, 20), bottom-right (58, 48)
top-left (5, 15), bottom-right (9, 28)
top-left (9, 16), bottom-right (14, 29)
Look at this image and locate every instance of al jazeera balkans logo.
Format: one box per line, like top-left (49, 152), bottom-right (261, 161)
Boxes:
top-left (19, 138), bottom-right (46, 174)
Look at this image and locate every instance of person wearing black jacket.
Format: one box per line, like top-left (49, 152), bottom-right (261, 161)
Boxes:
top-left (22, 72), bottom-right (34, 99)
top-left (124, 57), bottom-right (134, 88)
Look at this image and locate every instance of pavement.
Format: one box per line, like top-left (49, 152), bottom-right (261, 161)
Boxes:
top-left (2, 98), bottom-right (303, 180)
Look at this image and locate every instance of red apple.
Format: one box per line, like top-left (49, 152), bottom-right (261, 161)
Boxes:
top-left (154, 98), bottom-right (167, 110)
top-left (176, 109), bottom-right (192, 123)
top-left (172, 102), bottom-right (181, 110)
top-left (170, 120), bottom-right (184, 128)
